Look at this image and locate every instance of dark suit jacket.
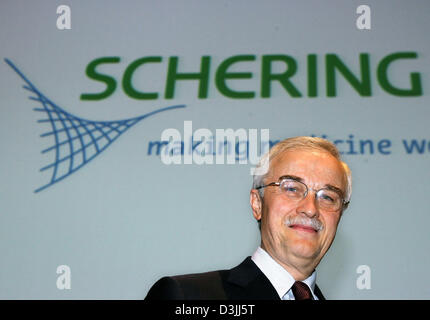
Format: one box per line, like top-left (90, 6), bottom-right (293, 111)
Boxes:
top-left (145, 257), bottom-right (325, 300)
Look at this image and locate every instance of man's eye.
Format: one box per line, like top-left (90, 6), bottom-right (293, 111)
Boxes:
top-left (281, 180), bottom-right (304, 195)
top-left (322, 195), bottom-right (334, 202)
top-left (320, 193), bottom-right (337, 203)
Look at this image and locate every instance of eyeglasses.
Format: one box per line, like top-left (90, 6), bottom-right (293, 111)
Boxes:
top-left (255, 175), bottom-right (349, 212)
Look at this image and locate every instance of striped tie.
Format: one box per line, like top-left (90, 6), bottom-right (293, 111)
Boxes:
top-left (291, 281), bottom-right (313, 300)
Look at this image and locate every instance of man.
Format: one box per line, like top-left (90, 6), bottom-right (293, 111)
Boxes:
top-left (145, 136), bottom-right (352, 300)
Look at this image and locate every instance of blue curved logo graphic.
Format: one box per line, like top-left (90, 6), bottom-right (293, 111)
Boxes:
top-left (5, 58), bottom-right (185, 193)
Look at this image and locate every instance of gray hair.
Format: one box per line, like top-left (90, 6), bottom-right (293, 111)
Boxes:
top-left (252, 136), bottom-right (352, 204)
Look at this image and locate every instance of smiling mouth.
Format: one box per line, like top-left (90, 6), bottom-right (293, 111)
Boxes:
top-left (289, 224), bottom-right (319, 233)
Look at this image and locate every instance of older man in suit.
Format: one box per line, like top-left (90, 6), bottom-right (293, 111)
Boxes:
top-left (145, 136), bottom-right (351, 300)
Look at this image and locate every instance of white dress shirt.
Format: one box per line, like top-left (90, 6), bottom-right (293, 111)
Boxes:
top-left (251, 246), bottom-right (318, 300)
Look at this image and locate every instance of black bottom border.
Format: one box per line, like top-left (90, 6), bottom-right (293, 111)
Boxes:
top-left (1, 300), bottom-right (429, 318)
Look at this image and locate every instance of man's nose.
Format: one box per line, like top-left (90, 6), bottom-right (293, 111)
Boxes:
top-left (296, 191), bottom-right (319, 218)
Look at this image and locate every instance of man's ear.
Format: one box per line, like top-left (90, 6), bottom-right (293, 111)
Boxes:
top-left (250, 189), bottom-right (262, 221)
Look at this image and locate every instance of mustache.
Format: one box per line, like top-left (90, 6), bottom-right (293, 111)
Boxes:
top-left (284, 216), bottom-right (324, 232)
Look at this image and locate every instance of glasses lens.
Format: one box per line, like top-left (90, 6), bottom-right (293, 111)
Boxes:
top-left (279, 179), bottom-right (307, 199)
top-left (317, 189), bottom-right (342, 211)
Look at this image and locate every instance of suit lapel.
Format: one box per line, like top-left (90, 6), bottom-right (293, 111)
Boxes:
top-left (225, 256), bottom-right (326, 300)
top-left (225, 257), bottom-right (280, 300)
top-left (314, 284), bottom-right (325, 300)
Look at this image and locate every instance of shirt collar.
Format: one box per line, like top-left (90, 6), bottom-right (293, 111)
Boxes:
top-left (251, 246), bottom-right (317, 299)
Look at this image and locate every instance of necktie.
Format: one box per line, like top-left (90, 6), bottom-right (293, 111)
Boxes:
top-left (291, 281), bottom-right (313, 300)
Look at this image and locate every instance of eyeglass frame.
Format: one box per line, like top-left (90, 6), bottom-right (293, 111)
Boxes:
top-left (255, 175), bottom-right (350, 211)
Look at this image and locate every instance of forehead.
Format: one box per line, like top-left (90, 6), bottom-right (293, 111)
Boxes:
top-left (269, 149), bottom-right (346, 188)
